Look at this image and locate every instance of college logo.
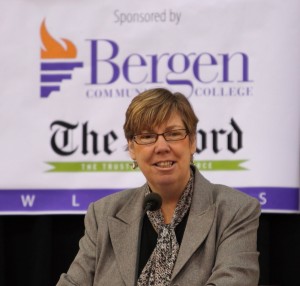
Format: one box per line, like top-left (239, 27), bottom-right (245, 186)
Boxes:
top-left (40, 20), bottom-right (83, 98)
top-left (40, 19), bottom-right (253, 99)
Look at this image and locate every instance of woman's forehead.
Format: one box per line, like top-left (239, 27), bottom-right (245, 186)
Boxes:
top-left (138, 112), bottom-right (185, 132)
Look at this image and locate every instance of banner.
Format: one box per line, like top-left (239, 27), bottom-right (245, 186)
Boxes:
top-left (0, 0), bottom-right (299, 214)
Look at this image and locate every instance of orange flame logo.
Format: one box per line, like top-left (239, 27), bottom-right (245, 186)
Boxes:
top-left (40, 19), bottom-right (77, 59)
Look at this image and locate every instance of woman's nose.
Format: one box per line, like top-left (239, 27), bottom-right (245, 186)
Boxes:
top-left (154, 134), bottom-right (170, 151)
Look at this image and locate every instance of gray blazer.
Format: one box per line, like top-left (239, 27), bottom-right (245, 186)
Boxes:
top-left (57, 169), bottom-right (260, 286)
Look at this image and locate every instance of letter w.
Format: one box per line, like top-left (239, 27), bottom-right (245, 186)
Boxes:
top-left (21, 195), bottom-right (36, 207)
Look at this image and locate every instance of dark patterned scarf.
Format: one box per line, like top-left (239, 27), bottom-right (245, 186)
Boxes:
top-left (137, 173), bottom-right (194, 286)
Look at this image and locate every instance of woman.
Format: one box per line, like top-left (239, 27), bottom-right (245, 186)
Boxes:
top-left (57, 88), bottom-right (260, 286)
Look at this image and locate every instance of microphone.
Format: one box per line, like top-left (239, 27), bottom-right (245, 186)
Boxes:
top-left (135, 192), bottom-right (162, 285)
top-left (143, 192), bottom-right (162, 212)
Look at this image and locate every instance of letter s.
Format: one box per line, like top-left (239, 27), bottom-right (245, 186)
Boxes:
top-left (258, 192), bottom-right (267, 206)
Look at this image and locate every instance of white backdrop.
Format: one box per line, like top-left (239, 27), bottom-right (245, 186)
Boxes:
top-left (0, 0), bottom-right (299, 214)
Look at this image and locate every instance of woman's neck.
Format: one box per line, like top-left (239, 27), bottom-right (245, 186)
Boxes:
top-left (160, 200), bottom-right (178, 224)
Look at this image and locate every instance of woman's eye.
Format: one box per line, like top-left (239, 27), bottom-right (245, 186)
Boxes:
top-left (169, 131), bottom-right (180, 136)
top-left (141, 134), bottom-right (155, 139)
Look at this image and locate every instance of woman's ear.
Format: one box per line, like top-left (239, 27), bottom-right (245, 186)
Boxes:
top-left (128, 140), bottom-right (136, 160)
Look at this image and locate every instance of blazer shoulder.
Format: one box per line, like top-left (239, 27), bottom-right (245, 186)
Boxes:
top-left (214, 183), bottom-right (258, 203)
top-left (194, 169), bottom-right (259, 210)
top-left (90, 186), bottom-right (145, 217)
top-left (210, 183), bottom-right (261, 220)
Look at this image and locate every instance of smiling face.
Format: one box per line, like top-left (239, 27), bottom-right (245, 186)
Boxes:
top-left (128, 112), bottom-right (196, 197)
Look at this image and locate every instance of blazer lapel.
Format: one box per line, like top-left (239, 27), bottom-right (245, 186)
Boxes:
top-left (108, 188), bottom-right (145, 286)
top-left (171, 170), bottom-right (216, 280)
top-left (171, 204), bottom-right (215, 279)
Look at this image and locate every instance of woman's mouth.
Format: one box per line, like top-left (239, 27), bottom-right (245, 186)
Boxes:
top-left (154, 161), bottom-right (174, 168)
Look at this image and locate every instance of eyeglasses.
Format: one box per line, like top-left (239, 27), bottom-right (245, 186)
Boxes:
top-left (133, 129), bottom-right (189, 145)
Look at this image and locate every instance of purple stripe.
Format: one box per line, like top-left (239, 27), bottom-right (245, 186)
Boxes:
top-left (40, 86), bottom-right (60, 98)
top-left (236, 187), bottom-right (299, 211)
top-left (0, 187), bottom-right (298, 213)
top-left (0, 189), bottom-right (121, 212)
top-left (41, 74), bottom-right (72, 82)
top-left (41, 62), bottom-right (83, 71)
